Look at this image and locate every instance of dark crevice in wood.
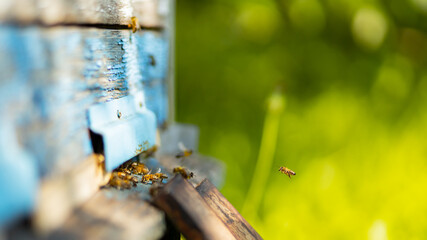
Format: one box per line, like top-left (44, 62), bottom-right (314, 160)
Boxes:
top-left (0, 21), bottom-right (164, 31)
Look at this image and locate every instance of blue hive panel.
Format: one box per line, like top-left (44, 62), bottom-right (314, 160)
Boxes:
top-left (0, 25), bottom-right (171, 226)
top-left (136, 31), bottom-right (170, 126)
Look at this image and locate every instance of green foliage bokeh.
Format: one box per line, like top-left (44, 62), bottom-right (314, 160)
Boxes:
top-left (176, 0), bottom-right (427, 239)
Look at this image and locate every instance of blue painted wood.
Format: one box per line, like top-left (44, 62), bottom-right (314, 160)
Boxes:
top-left (88, 95), bottom-right (157, 171)
top-left (0, 25), bottom-right (171, 226)
top-left (136, 31), bottom-right (170, 126)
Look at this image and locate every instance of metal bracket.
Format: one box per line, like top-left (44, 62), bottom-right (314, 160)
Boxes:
top-left (87, 95), bottom-right (156, 171)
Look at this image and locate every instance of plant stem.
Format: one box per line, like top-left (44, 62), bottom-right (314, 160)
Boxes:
top-left (242, 91), bottom-right (285, 221)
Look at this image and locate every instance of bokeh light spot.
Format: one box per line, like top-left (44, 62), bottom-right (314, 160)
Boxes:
top-left (368, 220), bottom-right (388, 240)
top-left (288, 0), bottom-right (326, 35)
top-left (236, 3), bottom-right (280, 44)
top-left (352, 8), bottom-right (388, 50)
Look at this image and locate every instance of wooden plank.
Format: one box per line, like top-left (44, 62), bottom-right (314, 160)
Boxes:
top-left (196, 179), bottom-right (263, 240)
top-left (48, 190), bottom-right (166, 240)
top-left (0, 0), bottom-right (170, 28)
top-left (33, 154), bottom-right (110, 233)
top-left (151, 175), bottom-right (235, 240)
top-left (156, 154), bottom-right (225, 188)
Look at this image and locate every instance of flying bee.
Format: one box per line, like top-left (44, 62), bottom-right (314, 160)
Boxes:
top-left (279, 166), bottom-right (296, 179)
top-left (175, 142), bottom-right (193, 158)
top-left (173, 167), bottom-right (194, 179)
top-left (128, 16), bottom-right (140, 33)
top-left (131, 162), bottom-right (150, 175)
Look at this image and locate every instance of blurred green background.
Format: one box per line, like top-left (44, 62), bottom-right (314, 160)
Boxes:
top-left (175, 0), bottom-right (427, 239)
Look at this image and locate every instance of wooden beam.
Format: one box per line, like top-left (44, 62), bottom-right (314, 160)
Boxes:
top-left (196, 179), bottom-right (263, 240)
top-left (0, 0), bottom-right (170, 28)
top-left (151, 175), bottom-right (236, 240)
top-left (33, 154), bottom-right (109, 234)
top-left (48, 190), bottom-right (166, 240)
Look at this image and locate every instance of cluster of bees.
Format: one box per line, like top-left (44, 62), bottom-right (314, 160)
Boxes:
top-left (108, 161), bottom-right (165, 190)
top-left (108, 142), bottom-right (195, 190)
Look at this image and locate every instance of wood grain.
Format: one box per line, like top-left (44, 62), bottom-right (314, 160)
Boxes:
top-left (151, 175), bottom-right (235, 240)
top-left (33, 154), bottom-right (109, 233)
top-left (0, 0), bottom-right (171, 28)
top-left (48, 189), bottom-right (166, 240)
top-left (196, 179), bottom-right (263, 240)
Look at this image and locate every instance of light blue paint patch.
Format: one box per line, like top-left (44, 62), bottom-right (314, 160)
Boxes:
top-left (144, 79), bottom-right (168, 126)
top-left (87, 95), bottom-right (157, 171)
top-left (0, 121), bottom-right (39, 227)
top-left (0, 91), bottom-right (38, 228)
top-left (136, 32), bottom-right (170, 125)
top-left (138, 32), bottom-right (169, 80)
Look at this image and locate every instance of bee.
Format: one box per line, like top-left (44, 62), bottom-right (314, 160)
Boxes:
top-left (108, 173), bottom-right (132, 190)
top-left (148, 55), bottom-right (156, 66)
top-left (117, 110), bottom-right (122, 119)
top-left (154, 169), bottom-right (168, 182)
top-left (116, 171), bottom-right (138, 186)
top-left (131, 162), bottom-right (150, 175)
top-left (173, 167), bottom-right (194, 179)
top-left (176, 142), bottom-right (193, 158)
top-left (128, 16), bottom-right (140, 33)
top-left (279, 166), bottom-right (296, 179)
top-left (142, 173), bottom-right (157, 184)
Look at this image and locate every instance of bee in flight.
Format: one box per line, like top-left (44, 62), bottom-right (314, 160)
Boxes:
top-left (279, 166), bottom-right (296, 179)
top-left (176, 142), bottom-right (193, 158)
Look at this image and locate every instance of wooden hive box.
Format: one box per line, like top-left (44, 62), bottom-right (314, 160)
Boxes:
top-left (0, 1), bottom-right (261, 239)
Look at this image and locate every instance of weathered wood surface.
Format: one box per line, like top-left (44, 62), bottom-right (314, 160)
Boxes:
top-left (0, 0), bottom-right (171, 28)
top-left (47, 189), bottom-right (166, 240)
top-left (31, 152), bottom-right (225, 234)
top-left (33, 154), bottom-right (109, 233)
top-left (0, 25), bottom-right (171, 230)
top-left (0, 26), bottom-right (169, 177)
top-left (196, 179), bottom-right (263, 240)
top-left (156, 154), bottom-right (225, 188)
top-left (151, 175), bottom-right (236, 240)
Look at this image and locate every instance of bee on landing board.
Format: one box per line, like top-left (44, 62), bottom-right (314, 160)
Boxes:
top-left (108, 173), bottom-right (133, 190)
top-left (279, 166), bottom-right (296, 179)
top-left (142, 173), bottom-right (157, 184)
top-left (131, 162), bottom-right (150, 175)
top-left (173, 167), bottom-right (194, 179)
top-left (154, 171), bottom-right (168, 182)
top-left (116, 171), bottom-right (138, 186)
top-left (175, 142), bottom-right (193, 158)
top-left (141, 169), bottom-right (168, 184)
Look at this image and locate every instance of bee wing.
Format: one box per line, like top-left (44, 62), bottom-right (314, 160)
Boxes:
top-left (155, 168), bottom-right (161, 174)
top-left (178, 141), bottom-right (188, 152)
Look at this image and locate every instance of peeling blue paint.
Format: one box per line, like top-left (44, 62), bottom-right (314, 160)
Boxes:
top-left (0, 25), bottom-right (171, 226)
